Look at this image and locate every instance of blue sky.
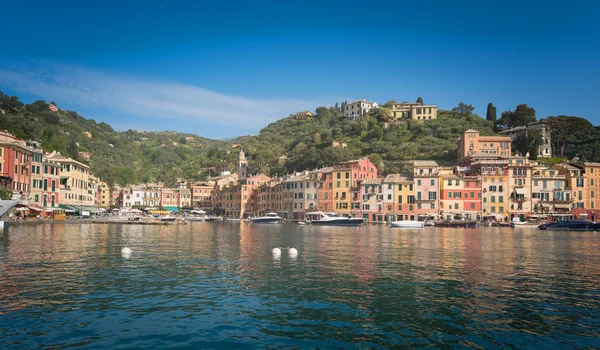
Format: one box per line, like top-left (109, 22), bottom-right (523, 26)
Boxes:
top-left (0, 0), bottom-right (598, 138)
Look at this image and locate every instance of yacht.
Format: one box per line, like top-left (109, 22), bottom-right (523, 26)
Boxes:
top-left (389, 220), bottom-right (424, 228)
top-left (250, 212), bottom-right (282, 224)
top-left (305, 212), bottom-right (365, 226)
top-left (187, 209), bottom-right (206, 222)
top-left (538, 220), bottom-right (600, 231)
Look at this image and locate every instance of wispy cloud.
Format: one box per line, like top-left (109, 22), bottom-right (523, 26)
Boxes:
top-left (0, 62), bottom-right (323, 132)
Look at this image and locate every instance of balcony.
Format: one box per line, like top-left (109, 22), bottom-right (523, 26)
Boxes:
top-left (416, 198), bottom-right (436, 203)
top-left (552, 199), bottom-right (572, 204)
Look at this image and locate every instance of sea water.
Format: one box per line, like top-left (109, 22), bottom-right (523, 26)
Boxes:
top-left (1, 223), bottom-right (599, 348)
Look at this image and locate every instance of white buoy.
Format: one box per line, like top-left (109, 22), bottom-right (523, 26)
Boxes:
top-left (121, 247), bottom-right (132, 254)
top-left (288, 247), bottom-right (298, 258)
top-left (272, 247), bottom-right (281, 257)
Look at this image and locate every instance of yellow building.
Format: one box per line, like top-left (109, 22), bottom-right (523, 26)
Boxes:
top-left (97, 181), bottom-right (111, 208)
top-left (507, 156), bottom-right (534, 219)
top-left (46, 151), bottom-right (95, 207)
top-left (382, 174), bottom-right (415, 221)
top-left (470, 157), bottom-right (510, 216)
top-left (333, 168), bottom-right (352, 215)
top-left (578, 162), bottom-right (600, 210)
top-left (390, 102), bottom-right (438, 121)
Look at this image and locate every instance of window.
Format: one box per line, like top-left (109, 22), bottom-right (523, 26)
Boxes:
top-left (417, 180), bottom-right (421, 186)
top-left (448, 192), bottom-right (453, 198)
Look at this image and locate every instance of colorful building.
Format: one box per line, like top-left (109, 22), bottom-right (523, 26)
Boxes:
top-left (412, 160), bottom-right (440, 219)
top-left (507, 157), bottom-right (533, 220)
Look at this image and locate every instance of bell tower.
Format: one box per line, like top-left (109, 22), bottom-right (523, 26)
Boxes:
top-left (238, 149), bottom-right (248, 179)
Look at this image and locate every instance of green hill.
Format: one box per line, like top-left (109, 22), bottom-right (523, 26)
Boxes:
top-left (2, 91), bottom-right (599, 185)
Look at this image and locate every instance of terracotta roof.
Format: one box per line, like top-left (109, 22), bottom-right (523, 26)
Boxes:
top-left (413, 160), bottom-right (439, 167)
top-left (383, 174), bottom-right (413, 183)
top-left (362, 178), bottom-right (383, 185)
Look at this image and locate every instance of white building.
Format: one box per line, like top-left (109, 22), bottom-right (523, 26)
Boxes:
top-left (499, 120), bottom-right (555, 158)
top-left (122, 185), bottom-right (144, 207)
top-left (342, 99), bottom-right (379, 119)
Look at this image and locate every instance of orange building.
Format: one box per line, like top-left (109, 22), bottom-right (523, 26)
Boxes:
top-left (457, 129), bottom-right (512, 161)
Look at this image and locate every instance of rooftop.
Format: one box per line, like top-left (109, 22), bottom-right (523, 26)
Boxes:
top-left (362, 178), bottom-right (383, 185)
top-left (383, 174), bottom-right (413, 183)
top-left (413, 160), bottom-right (439, 167)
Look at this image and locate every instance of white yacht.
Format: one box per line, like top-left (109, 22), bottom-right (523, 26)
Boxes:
top-left (305, 212), bottom-right (365, 226)
top-left (389, 220), bottom-right (424, 228)
top-left (187, 209), bottom-right (206, 222)
top-left (250, 212), bottom-right (282, 224)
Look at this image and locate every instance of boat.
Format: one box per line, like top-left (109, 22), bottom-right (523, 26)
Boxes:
top-left (187, 209), bottom-right (206, 221)
top-left (297, 221), bottom-right (306, 226)
top-left (434, 220), bottom-right (477, 228)
top-left (492, 222), bottom-right (515, 228)
top-left (250, 212), bottom-right (282, 224)
top-left (538, 220), bottom-right (600, 231)
top-left (389, 220), bottom-right (424, 228)
top-left (305, 212), bottom-right (365, 226)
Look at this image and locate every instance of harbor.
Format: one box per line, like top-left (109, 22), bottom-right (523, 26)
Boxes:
top-left (1, 222), bottom-right (599, 348)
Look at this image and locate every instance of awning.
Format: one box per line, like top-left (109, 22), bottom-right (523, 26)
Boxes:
top-left (515, 188), bottom-right (526, 195)
top-left (78, 206), bottom-right (101, 214)
top-left (28, 205), bottom-right (44, 212)
top-left (540, 203), bottom-right (552, 209)
top-left (162, 206), bottom-right (180, 213)
top-left (59, 204), bottom-right (79, 211)
top-left (151, 210), bottom-right (171, 215)
top-left (554, 203), bottom-right (571, 209)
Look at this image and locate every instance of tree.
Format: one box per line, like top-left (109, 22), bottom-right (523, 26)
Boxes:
top-left (547, 116), bottom-right (594, 157)
top-left (416, 97), bottom-right (423, 104)
top-left (513, 130), bottom-right (542, 159)
top-left (382, 100), bottom-right (398, 108)
top-left (374, 107), bottom-right (393, 123)
top-left (452, 102), bottom-right (475, 117)
top-left (496, 104), bottom-right (536, 130)
top-left (486, 103), bottom-right (497, 122)
top-left (115, 167), bottom-right (135, 186)
top-left (68, 138), bottom-right (79, 160)
top-left (368, 153), bottom-right (384, 172)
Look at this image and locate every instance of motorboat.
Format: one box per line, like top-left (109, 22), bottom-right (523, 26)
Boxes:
top-left (434, 220), bottom-right (477, 228)
top-left (538, 220), bottom-right (600, 231)
top-left (187, 209), bottom-right (206, 221)
top-left (305, 212), bottom-right (365, 226)
top-left (389, 220), bottom-right (424, 228)
top-left (492, 222), bottom-right (515, 228)
top-left (250, 212), bottom-right (282, 224)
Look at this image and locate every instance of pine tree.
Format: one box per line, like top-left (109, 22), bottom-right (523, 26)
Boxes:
top-left (486, 103), bottom-right (497, 122)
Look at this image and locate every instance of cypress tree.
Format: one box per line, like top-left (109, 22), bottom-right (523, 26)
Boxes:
top-left (486, 103), bottom-right (497, 122)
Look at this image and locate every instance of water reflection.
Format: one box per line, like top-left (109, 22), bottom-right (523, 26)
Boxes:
top-left (0, 223), bottom-right (599, 348)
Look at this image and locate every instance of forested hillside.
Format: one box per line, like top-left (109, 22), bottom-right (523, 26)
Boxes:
top-left (1, 91), bottom-right (598, 186)
top-left (0, 92), bottom-right (236, 186)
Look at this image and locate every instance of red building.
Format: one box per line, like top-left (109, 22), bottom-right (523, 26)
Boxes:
top-left (0, 132), bottom-right (32, 198)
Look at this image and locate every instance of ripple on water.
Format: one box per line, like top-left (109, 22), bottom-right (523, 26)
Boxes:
top-left (0, 224), bottom-right (599, 348)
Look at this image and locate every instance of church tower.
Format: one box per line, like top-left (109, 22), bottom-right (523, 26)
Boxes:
top-left (237, 149), bottom-right (248, 179)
